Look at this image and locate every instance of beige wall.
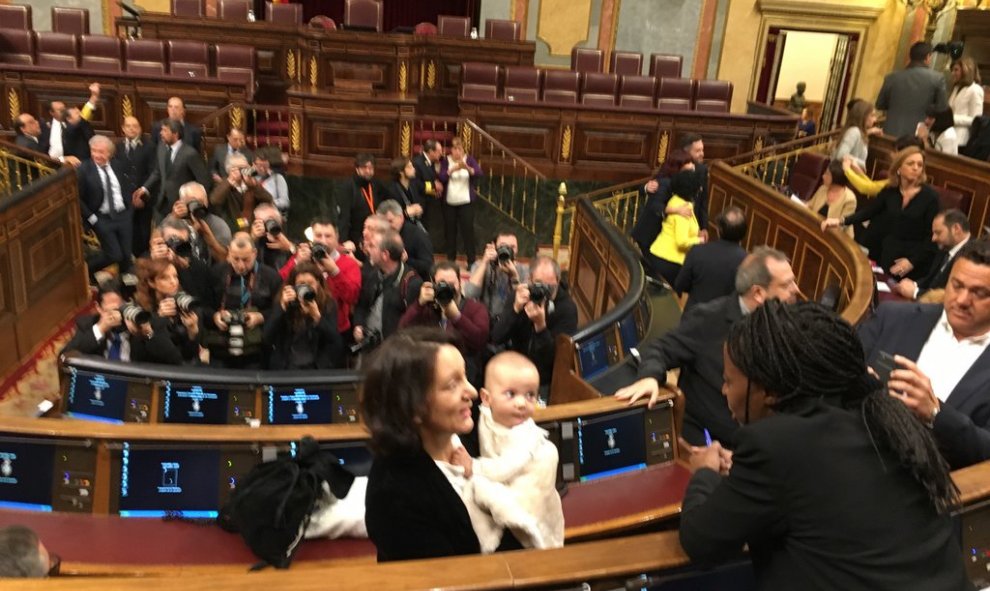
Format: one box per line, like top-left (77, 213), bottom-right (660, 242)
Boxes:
top-left (718, 0), bottom-right (907, 115)
top-left (774, 31), bottom-right (839, 102)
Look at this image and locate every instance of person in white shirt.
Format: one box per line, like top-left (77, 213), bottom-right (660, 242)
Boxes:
top-left (252, 149), bottom-right (290, 217)
top-left (918, 106), bottom-right (958, 156)
top-left (948, 56), bottom-right (984, 148)
top-left (438, 138), bottom-right (483, 265)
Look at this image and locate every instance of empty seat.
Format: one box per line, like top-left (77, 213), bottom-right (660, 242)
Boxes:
top-left (0, 5), bottom-right (32, 30)
top-left (35, 32), bottom-right (79, 69)
top-left (571, 47), bottom-right (604, 73)
top-left (581, 72), bottom-right (618, 107)
top-left (215, 43), bottom-right (256, 84)
top-left (308, 15), bottom-right (337, 30)
top-left (649, 53), bottom-right (682, 79)
top-left (932, 185), bottom-right (972, 213)
top-left (438, 15), bottom-right (470, 37)
top-left (414, 22), bottom-right (437, 35)
top-left (610, 51), bottom-right (642, 76)
top-left (344, 0), bottom-right (383, 32)
top-left (694, 80), bottom-right (733, 113)
top-left (460, 62), bottom-right (499, 101)
top-left (80, 35), bottom-right (122, 72)
top-left (51, 7), bottom-right (90, 36)
top-left (618, 75), bottom-right (657, 110)
top-left (167, 40), bottom-right (209, 78)
top-left (219, 0), bottom-right (251, 21)
top-left (172, 0), bottom-right (204, 17)
top-left (0, 29), bottom-right (34, 65)
top-left (656, 77), bottom-right (694, 111)
top-left (787, 152), bottom-right (829, 201)
top-left (265, 1), bottom-right (302, 25)
top-left (543, 70), bottom-right (580, 105)
top-left (485, 19), bottom-right (520, 41)
top-left (125, 39), bottom-right (166, 76)
top-left (503, 66), bottom-right (541, 103)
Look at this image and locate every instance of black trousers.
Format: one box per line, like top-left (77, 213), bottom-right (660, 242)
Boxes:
top-left (442, 201), bottom-right (476, 265)
top-left (644, 252), bottom-right (681, 288)
top-left (131, 204), bottom-right (153, 258)
top-left (88, 209), bottom-right (134, 276)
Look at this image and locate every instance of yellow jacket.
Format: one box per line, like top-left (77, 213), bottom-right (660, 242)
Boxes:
top-left (844, 167), bottom-right (885, 198)
top-left (649, 195), bottom-right (700, 265)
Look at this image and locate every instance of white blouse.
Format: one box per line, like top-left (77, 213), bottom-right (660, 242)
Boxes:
top-left (445, 156), bottom-right (472, 206)
top-left (949, 82), bottom-right (985, 146)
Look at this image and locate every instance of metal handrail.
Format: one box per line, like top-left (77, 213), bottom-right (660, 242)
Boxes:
top-left (0, 142), bottom-right (58, 199)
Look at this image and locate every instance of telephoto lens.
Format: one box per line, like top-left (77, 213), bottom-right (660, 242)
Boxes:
top-left (173, 292), bottom-right (198, 313)
top-left (165, 237), bottom-right (193, 259)
top-left (186, 200), bottom-right (209, 221)
top-left (295, 284), bottom-right (317, 304)
top-left (120, 303), bottom-right (151, 326)
top-left (264, 219), bottom-right (282, 236)
top-left (433, 281), bottom-right (456, 306)
top-left (496, 245), bottom-right (514, 264)
top-left (311, 243), bottom-right (329, 261)
top-left (528, 282), bottom-right (550, 304)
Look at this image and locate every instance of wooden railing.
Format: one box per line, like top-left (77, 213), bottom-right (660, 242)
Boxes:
top-left (730, 130), bottom-right (841, 188)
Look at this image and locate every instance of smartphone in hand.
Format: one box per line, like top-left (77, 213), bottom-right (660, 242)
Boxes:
top-left (873, 351), bottom-right (897, 385)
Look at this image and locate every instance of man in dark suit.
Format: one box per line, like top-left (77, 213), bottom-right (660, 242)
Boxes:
top-left (681, 133), bottom-right (710, 240)
top-left (151, 96), bottom-right (203, 153)
top-left (412, 139), bottom-right (445, 249)
top-left (114, 116), bottom-right (155, 257)
top-left (378, 199), bottom-right (434, 280)
top-left (876, 42), bottom-right (948, 138)
top-left (674, 206), bottom-right (747, 311)
top-left (14, 114), bottom-right (46, 155)
top-left (78, 135), bottom-right (136, 278)
top-left (858, 240), bottom-right (990, 469)
top-left (893, 208), bottom-right (971, 300)
top-left (208, 128), bottom-right (253, 183)
top-left (337, 153), bottom-right (388, 259)
top-left (135, 119), bottom-right (210, 220)
top-left (616, 247), bottom-right (800, 446)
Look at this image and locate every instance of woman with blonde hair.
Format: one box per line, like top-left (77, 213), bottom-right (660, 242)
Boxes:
top-left (823, 147), bottom-right (939, 280)
top-left (948, 56), bottom-right (984, 148)
top-left (832, 99), bottom-right (880, 174)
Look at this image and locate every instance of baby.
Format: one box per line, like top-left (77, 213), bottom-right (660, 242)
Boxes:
top-left (469, 351), bottom-right (564, 550)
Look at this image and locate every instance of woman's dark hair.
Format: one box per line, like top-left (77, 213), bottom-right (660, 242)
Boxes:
top-left (925, 106), bottom-right (955, 137)
top-left (134, 257), bottom-right (175, 311)
top-left (360, 328), bottom-right (458, 456)
top-left (657, 149), bottom-right (694, 179)
top-left (726, 300), bottom-right (959, 514)
top-left (826, 160), bottom-right (848, 188)
top-left (670, 169), bottom-right (702, 201)
top-left (283, 262), bottom-right (333, 331)
top-left (893, 134), bottom-right (925, 152)
top-left (389, 157), bottom-right (410, 181)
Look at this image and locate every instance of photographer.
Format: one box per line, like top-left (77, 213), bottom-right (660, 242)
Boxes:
top-left (209, 153), bottom-right (273, 230)
top-left (61, 280), bottom-right (183, 364)
top-left (352, 230), bottom-right (421, 351)
top-left (253, 149), bottom-right (289, 218)
top-left (399, 261), bottom-right (489, 383)
top-left (135, 258), bottom-right (201, 364)
top-left (165, 181), bottom-right (231, 265)
top-left (377, 199), bottom-right (434, 280)
top-left (151, 221), bottom-right (219, 306)
top-left (204, 232), bottom-right (283, 369)
top-left (465, 232), bottom-right (531, 324)
top-left (250, 203), bottom-right (293, 270)
top-left (281, 218), bottom-right (361, 336)
top-left (491, 256), bottom-right (578, 388)
top-left (264, 263), bottom-right (344, 369)
top-left (386, 157), bottom-right (425, 229)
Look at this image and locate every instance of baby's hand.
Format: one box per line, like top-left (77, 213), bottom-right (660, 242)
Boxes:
top-left (450, 446), bottom-right (473, 479)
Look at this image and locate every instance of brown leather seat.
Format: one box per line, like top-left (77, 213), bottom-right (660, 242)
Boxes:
top-left (610, 51), bottom-right (642, 76)
top-left (167, 40), bottom-right (209, 79)
top-left (80, 35), bottom-right (122, 72)
top-left (215, 43), bottom-right (256, 85)
top-left (931, 185), bottom-right (972, 214)
top-left (0, 29), bottom-right (34, 65)
top-left (571, 47), bottom-right (604, 73)
top-left (543, 70), bottom-right (580, 104)
top-left (485, 19), bottom-right (520, 41)
top-left (787, 152), bottom-right (829, 201)
top-left (308, 15), bottom-right (337, 30)
top-left (649, 53), bottom-right (682, 79)
top-left (35, 32), bottom-right (79, 69)
top-left (218, 0), bottom-right (251, 21)
top-left (344, 0), bottom-right (383, 32)
top-left (656, 77), bottom-right (694, 111)
top-left (438, 15), bottom-right (470, 37)
top-left (460, 62), bottom-right (499, 101)
top-left (172, 0), bottom-right (204, 17)
top-left (0, 4), bottom-right (32, 30)
top-left (694, 80), bottom-right (733, 113)
top-left (265, 1), bottom-right (302, 25)
top-left (125, 39), bottom-right (166, 76)
top-left (52, 7), bottom-right (90, 36)
top-left (618, 75), bottom-right (657, 110)
top-left (503, 66), bottom-right (542, 103)
top-left (581, 72), bottom-right (618, 107)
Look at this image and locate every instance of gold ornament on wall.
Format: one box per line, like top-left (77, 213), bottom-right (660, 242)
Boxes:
top-left (8, 89), bottom-right (20, 123)
top-left (657, 131), bottom-right (669, 166)
top-left (426, 60), bottom-right (437, 90)
top-left (287, 50), bottom-right (297, 80)
top-left (460, 124), bottom-right (472, 153)
top-left (230, 106), bottom-right (244, 130)
top-left (399, 61), bottom-right (408, 94)
top-left (290, 115), bottom-right (302, 155)
top-left (121, 95), bottom-right (133, 119)
top-left (309, 56), bottom-right (318, 87)
top-left (754, 135), bottom-right (765, 154)
top-left (561, 125), bottom-right (572, 161)
top-left (400, 121), bottom-right (412, 157)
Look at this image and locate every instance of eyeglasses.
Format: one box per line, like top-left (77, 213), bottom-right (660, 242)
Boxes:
top-left (48, 553), bottom-right (61, 577)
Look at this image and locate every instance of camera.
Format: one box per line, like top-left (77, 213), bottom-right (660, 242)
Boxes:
top-left (165, 236), bottom-right (193, 259)
top-left (224, 309), bottom-right (247, 326)
top-left (186, 200), bottom-right (208, 221)
top-left (349, 329), bottom-right (382, 355)
top-left (311, 242), bottom-right (330, 261)
top-left (120, 303), bottom-right (151, 326)
top-left (495, 245), bottom-right (514, 265)
top-left (173, 292), bottom-right (198, 313)
top-left (528, 282), bottom-right (551, 305)
top-left (933, 41), bottom-right (964, 61)
top-left (120, 273), bottom-right (139, 302)
top-left (433, 281), bottom-right (456, 306)
top-left (264, 219), bottom-right (282, 236)
top-left (241, 166), bottom-right (256, 178)
top-left (291, 284), bottom-right (316, 307)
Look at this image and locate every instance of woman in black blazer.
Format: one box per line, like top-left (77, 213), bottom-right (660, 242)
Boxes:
top-left (679, 301), bottom-right (970, 591)
top-left (362, 328), bottom-right (519, 562)
top-left (263, 263), bottom-right (343, 370)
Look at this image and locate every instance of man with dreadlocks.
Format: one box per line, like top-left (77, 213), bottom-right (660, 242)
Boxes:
top-left (616, 247), bottom-right (800, 447)
top-left (859, 239), bottom-right (990, 469)
top-left (679, 301), bottom-right (969, 590)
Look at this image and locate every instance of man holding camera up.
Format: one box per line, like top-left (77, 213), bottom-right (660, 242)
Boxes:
top-left (61, 280), bottom-right (183, 364)
top-left (281, 218), bottom-right (362, 337)
top-left (465, 232), bottom-right (531, 325)
top-left (250, 203), bottom-right (293, 270)
top-left (491, 256), bottom-right (578, 388)
top-left (204, 232), bottom-right (282, 368)
top-left (152, 219), bottom-right (219, 306)
top-left (352, 230), bottom-right (422, 353)
top-left (209, 153), bottom-right (273, 231)
top-left (166, 182), bottom-right (232, 265)
top-left (400, 261), bottom-right (489, 383)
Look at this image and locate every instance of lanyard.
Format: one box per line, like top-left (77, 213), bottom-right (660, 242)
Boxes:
top-left (360, 184), bottom-right (374, 213)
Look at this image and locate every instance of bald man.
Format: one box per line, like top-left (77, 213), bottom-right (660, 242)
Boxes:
top-left (114, 116), bottom-right (155, 256)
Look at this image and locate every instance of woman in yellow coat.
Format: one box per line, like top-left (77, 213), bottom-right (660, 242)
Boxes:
top-left (646, 169), bottom-right (705, 286)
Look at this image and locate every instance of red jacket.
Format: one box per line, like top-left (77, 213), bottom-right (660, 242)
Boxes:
top-left (280, 252), bottom-right (362, 333)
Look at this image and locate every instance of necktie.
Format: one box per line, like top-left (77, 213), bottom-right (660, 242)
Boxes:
top-left (165, 146), bottom-right (174, 177)
top-left (126, 140), bottom-right (133, 155)
top-left (108, 332), bottom-right (122, 361)
top-left (100, 165), bottom-right (113, 213)
top-left (240, 275), bottom-right (251, 307)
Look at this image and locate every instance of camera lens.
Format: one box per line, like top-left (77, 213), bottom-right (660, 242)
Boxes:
top-left (295, 284), bottom-right (316, 303)
top-left (264, 219), bottom-right (282, 236)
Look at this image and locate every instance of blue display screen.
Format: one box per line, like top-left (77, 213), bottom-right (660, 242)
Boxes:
top-left (162, 383), bottom-right (228, 424)
top-left (322, 443), bottom-right (373, 477)
top-left (577, 333), bottom-right (610, 379)
top-left (66, 371), bottom-right (129, 423)
top-left (577, 408), bottom-right (646, 482)
top-left (618, 314), bottom-right (639, 354)
top-left (119, 446), bottom-right (220, 518)
top-left (267, 387), bottom-right (334, 424)
top-left (0, 441), bottom-right (55, 512)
